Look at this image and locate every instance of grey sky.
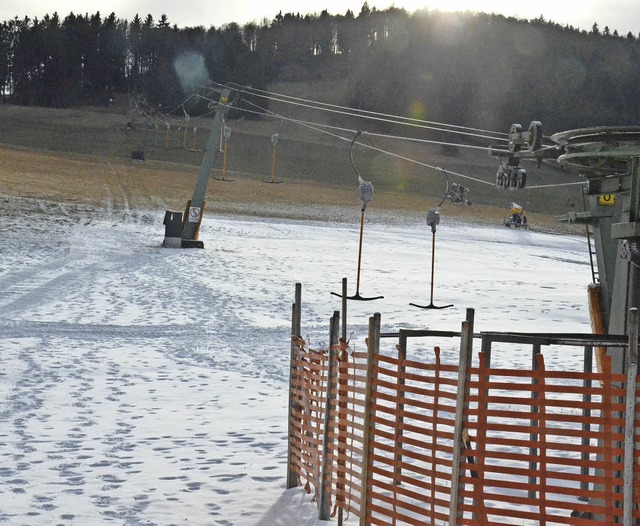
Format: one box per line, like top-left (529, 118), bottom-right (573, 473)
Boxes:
top-left (2, 0), bottom-right (639, 37)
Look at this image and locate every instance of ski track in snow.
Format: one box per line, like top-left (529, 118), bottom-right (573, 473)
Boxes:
top-left (0, 201), bottom-right (593, 525)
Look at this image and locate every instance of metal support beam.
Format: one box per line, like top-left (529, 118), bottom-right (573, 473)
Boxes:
top-left (287, 283), bottom-right (302, 489)
top-left (181, 89), bottom-right (231, 242)
top-left (319, 311), bottom-right (339, 520)
top-left (449, 308), bottom-right (475, 526)
top-left (609, 158), bottom-right (640, 374)
top-left (622, 308), bottom-right (638, 526)
top-left (623, 308), bottom-right (638, 526)
top-left (359, 313), bottom-right (381, 526)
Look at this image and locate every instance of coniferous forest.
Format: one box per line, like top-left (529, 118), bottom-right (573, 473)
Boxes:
top-left (1, 3), bottom-right (640, 133)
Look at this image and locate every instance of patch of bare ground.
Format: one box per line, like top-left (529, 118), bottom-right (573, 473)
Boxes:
top-left (0, 144), bottom-right (583, 235)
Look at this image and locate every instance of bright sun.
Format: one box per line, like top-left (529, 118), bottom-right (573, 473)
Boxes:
top-left (398, 0), bottom-right (508, 15)
top-left (392, 0), bottom-right (575, 26)
top-left (321, 0), bottom-right (527, 19)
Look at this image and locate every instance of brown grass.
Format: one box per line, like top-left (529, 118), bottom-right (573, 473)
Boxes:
top-left (0, 143), bottom-right (582, 235)
top-left (0, 103), bottom-right (584, 234)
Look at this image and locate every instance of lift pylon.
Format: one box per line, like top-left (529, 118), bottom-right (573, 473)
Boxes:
top-left (162, 88), bottom-right (231, 249)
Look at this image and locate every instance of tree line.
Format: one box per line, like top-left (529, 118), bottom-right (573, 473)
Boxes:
top-left (1, 3), bottom-right (640, 132)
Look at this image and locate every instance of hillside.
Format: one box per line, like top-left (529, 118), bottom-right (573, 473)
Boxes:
top-left (0, 101), bottom-right (585, 233)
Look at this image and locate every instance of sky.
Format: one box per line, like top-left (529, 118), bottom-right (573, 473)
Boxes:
top-left (2, 0), bottom-right (640, 37)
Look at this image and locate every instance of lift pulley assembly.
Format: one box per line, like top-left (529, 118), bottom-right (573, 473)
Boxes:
top-left (489, 120), bottom-right (545, 190)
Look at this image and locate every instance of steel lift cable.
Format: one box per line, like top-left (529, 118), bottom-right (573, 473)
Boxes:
top-left (238, 97), bottom-right (497, 187)
top-left (233, 96), bottom-right (586, 192)
top-left (226, 80), bottom-right (508, 141)
top-left (231, 87), bottom-right (505, 143)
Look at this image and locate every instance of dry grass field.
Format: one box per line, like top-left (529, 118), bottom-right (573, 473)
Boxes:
top-left (0, 103), bottom-right (585, 233)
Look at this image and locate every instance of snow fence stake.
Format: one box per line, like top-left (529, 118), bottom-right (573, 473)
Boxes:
top-left (623, 307), bottom-right (638, 526)
top-left (448, 308), bottom-right (475, 526)
top-left (319, 311), bottom-right (340, 520)
top-left (340, 277), bottom-right (348, 341)
top-left (394, 332), bottom-right (409, 482)
top-left (359, 313), bottom-right (381, 526)
top-left (287, 283), bottom-right (303, 489)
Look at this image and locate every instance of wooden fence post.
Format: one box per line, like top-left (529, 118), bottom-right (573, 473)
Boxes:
top-left (449, 308), bottom-right (475, 526)
top-left (623, 307), bottom-right (638, 525)
top-left (287, 283), bottom-right (302, 489)
top-left (319, 311), bottom-right (340, 520)
top-left (359, 312), bottom-right (381, 526)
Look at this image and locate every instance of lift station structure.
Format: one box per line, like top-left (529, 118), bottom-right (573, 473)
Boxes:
top-left (491, 123), bottom-right (640, 375)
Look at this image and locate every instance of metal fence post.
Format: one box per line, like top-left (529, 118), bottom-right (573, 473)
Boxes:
top-left (581, 344), bottom-right (594, 498)
top-left (341, 277), bottom-right (348, 341)
top-left (395, 330), bottom-right (408, 482)
top-left (359, 312), bottom-right (381, 526)
top-left (623, 308), bottom-right (638, 525)
top-left (319, 311), bottom-right (340, 520)
top-left (529, 343), bottom-right (542, 499)
top-left (449, 308), bottom-right (475, 526)
top-left (287, 283), bottom-right (303, 489)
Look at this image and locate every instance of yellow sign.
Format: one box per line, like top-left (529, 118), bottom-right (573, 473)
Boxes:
top-left (599, 194), bottom-right (615, 206)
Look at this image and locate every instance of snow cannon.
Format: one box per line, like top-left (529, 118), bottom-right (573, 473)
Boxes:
top-left (509, 202), bottom-right (523, 215)
top-left (504, 202), bottom-right (528, 229)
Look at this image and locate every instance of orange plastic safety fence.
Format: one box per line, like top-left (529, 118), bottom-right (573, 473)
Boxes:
top-left (289, 336), bottom-right (640, 525)
top-left (458, 353), bottom-right (634, 525)
top-left (288, 342), bottom-right (330, 498)
top-left (362, 345), bottom-right (457, 526)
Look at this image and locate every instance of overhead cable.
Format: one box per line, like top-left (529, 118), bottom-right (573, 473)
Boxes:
top-left (224, 81), bottom-right (507, 143)
top-left (196, 84), bottom-right (587, 192)
top-left (228, 81), bottom-right (507, 139)
top-left (241, 97), bottom-right (591, 191)
top-left (239, 97), bottom-right (496, 187)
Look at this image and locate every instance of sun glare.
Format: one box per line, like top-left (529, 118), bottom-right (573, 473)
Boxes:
top-left (390, 0), bottom-right (579, 29)
top-left (393, 0), bottom-right (514, 16)
top-left (396, 0), bottom-right (502, 12)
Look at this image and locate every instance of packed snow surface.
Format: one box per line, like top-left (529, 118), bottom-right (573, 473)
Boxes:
top-left (0, 203), bottom-right (592, 525)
